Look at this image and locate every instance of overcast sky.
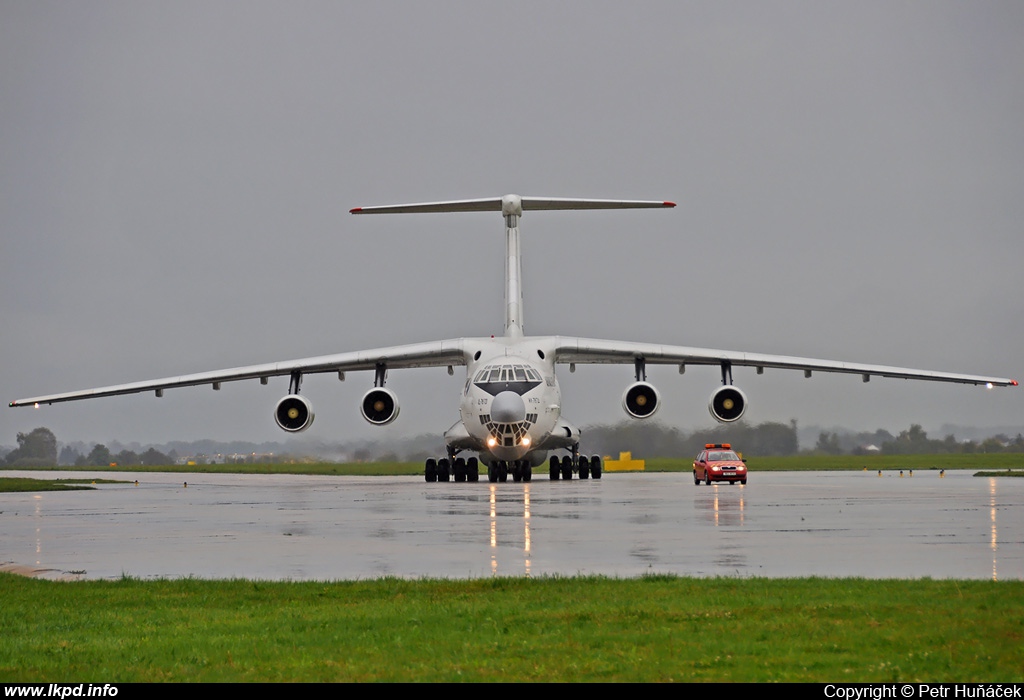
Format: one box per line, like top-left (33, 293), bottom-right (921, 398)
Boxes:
top-left (2, 1), bottom-right (1021, 447)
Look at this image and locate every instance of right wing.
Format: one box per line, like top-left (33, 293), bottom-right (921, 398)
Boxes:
top-left (9, 339), bottom-right (468, 407)
top-left (552, 336), bottom-right (1017, 387)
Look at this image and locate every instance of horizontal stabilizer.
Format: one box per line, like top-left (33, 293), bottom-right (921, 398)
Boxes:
top-left (351, 195), bottom-right (675, 216)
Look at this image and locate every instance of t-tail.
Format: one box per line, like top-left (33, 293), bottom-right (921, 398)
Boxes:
top-left (351, 195), bottom-right (676, 338)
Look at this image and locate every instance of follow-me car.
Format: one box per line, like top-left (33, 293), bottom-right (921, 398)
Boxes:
top-left (694, 443), bottom-right (747, 485)
top-left (10, 195), bottom-right (1017, 483)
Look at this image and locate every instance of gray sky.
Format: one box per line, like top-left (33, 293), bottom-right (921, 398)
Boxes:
top-left (2, 1), bottom-right (1021, 447)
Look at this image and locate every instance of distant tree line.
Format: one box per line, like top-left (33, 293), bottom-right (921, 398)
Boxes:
top-left (814, 424), bottom-right (1024, 456)
top-left (582, 420), bottom-right (800, 459)
top-left (3, 427), bottom-right (175, 467)
top-left (5, 422), bottom-right (1021, 467)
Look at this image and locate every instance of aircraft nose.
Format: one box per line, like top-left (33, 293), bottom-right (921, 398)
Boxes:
top-left (491, 390), bottom-right (526, 423)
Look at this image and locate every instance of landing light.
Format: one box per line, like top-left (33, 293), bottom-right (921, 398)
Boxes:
top-left (986, 382), bottom-right (994, 389)
top-left (487, 436), bottom-right (498, 448)
top-left (33, 403), bottom-right (39, 409)
top-left (521, 436), bottom-right (531, 447)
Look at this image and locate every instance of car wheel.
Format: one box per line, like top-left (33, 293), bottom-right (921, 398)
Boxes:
top-left (705, 472), bottom-right (712, 485)
top-left (740, 478), bottom-right (747, 485)
top-left (693, 470), bottom-right (700, 485)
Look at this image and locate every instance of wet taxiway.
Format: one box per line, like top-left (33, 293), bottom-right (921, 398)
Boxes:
top-left (2, 470), bottom-right (1021, 580)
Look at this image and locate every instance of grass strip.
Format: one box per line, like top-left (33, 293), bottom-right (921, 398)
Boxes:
top-left (3, 453), bottom-right (1023, 477)
top-left (0, 574), bottom-right (1021, 682)
top-left (0, 478), bottom-right (96, 492)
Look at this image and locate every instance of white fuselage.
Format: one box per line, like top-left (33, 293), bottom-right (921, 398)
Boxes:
top-left (451, 337), bottom-right (570, 464)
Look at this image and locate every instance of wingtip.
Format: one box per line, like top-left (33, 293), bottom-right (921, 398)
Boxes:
top-left (663, 201), bottom-right (677, 208)
top-left (1012, 379), bottom-right (1019, 386)
top-left (349, 207), bottom-right (363, 214)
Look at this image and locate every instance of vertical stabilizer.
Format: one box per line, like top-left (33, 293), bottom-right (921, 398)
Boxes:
top-left (502, 195), bottom-right (524, 338)
top-left (351, 195), bottom-right (675, 339)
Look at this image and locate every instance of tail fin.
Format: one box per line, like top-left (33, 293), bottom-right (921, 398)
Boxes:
top-left (351, 195), bottom-right (676, 337)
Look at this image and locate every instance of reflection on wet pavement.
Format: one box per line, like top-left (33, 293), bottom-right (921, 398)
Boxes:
top-left (1, 470), bottom-right (1021, 581)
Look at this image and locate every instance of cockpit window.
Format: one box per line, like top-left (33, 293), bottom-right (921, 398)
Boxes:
top-left (475, 363), bottom-right (543, 387)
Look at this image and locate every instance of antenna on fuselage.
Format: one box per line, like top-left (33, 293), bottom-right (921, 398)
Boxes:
top-left (351, 195), bottom-right (676, 338)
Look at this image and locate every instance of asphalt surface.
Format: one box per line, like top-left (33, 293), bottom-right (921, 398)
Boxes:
top-left (2, 470), bottom-right (1021, 580)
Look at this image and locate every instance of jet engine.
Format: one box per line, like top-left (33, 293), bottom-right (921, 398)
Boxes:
top-left (709, 385), bottom-right (747, 423)
top-left (622, 381), bottom-right (660, 419)
top-left (274, 394), bottom-right (315, 433)
top-left (360, 387), bottom-right (400, 425)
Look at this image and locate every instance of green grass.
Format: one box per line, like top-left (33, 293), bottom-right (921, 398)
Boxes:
top-left (5, 453), bottom-right (1022, 477)
top-left (647, 453), bottom-right (1024, 473)
top-left (974, 470), bottom-right (1024, 478)
top-left (0, 574), bottom-right (1020, 682)
top-left (0, 477), bottom-right (132, 492)
top-left (0, 477), bottom-right (95, 492)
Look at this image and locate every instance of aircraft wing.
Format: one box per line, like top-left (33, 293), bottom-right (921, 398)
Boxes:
top-left (9, 340), bottom-right (468, 407)
top-left (551, 336), bottom-right (1017, 387)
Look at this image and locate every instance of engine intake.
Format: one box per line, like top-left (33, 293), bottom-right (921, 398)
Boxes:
top-left (709, 385), bottom-right (747, 423)
top-left (622, 381), bottom-right (660, 419)
top-left (274, 394), bottom-right (315, 433)
top-left (360, 387), bottom-right (400, 425)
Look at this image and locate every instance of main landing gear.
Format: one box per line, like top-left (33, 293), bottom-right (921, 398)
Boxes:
top-left (548, 447), bottom-right (602, 481)
top-left (423, 448), bottom-right (602, 483)
top-left (424, 456), bottom-right (480, 483)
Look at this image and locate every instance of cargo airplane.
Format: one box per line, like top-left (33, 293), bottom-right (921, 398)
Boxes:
top-left (10, 195), bottom-right (1017, 482)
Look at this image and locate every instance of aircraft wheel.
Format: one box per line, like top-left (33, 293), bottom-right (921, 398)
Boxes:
top-left (467, 457), bottom-right (479, 482)
top-left (437, 458), bottom-right (450, 482)
top-left (549, 456), bottom-right (560, 480)
top-left (498, 461), bottom-right (508, 483)
top-left (560, 456), bottom-right (573, 481)
top-left (512, 462), bottom-right (522, 482)
top-left (454, 458), bottom-right (466, 482)
top-left (522, 461), bottom-right (532, 482)
top-left (488, 462), bottom-right (498, 483)
top-left (590, 456), bottom-right (602, 479)
top-left (425, 459), bottom-right (437, 483)
top-left (578, 456), bottom-right (590, 480)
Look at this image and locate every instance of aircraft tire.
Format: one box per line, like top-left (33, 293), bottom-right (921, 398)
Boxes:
top-left (549, 456), bottom-right (560, 480)
top-left (522, 462), bottom-right (532, 482)
top-left (468, 457), bottom-right (479, 482)
top-left (488, 462), bottom-right (498, 483)
top-left (578, 456), bottom-right (590, 479)
top-left (560, 456), bottom-right (573, 481)
top-left (454, 458), bottom-right (466, 482)
top-left (590, 456), bottom-right (602, 479)
top-left (438, 458), bottom-right (450, 482)
top-left (425, 459), bottom-right (437, 483)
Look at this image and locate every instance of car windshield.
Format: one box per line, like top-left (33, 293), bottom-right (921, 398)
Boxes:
top-left (709, 451), bottom-right (739, 461)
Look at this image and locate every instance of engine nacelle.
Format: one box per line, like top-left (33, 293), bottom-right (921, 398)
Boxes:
top-left (709, 385), bottom-right (747, 423)
top-left (274, 394), bottom-right (315, 433)
top-left (622, 381), bottom-right (660, 419)
top-left (360, 387), bottom-right (400, 425)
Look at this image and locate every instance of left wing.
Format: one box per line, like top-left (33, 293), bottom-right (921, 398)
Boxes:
top-left (10, 339), bottom-right (468, 407)
top-left (552, 336), bottom-right (1017, 387)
